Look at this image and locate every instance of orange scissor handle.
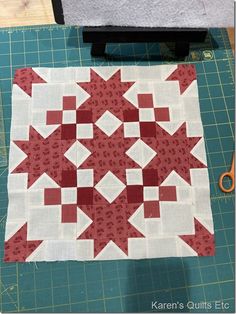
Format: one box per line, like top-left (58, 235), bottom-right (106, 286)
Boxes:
top-left (219, 153), bottom-right (235, 193)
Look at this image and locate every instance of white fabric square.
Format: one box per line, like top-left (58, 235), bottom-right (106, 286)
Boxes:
top-left (63, 110), bottom-right (76, 124)
top-left (32, 110), bottom-right (46, 125)
top-left (76, 124), bottom-right (93, 139)
top-left (77, 169), bottom-right (94, 187)
top-left (160, 203), bottom-right (194, 235)
top-left (28, 189), bottom-right (44, 206)
top-left (145, 220), bottom-right (161, 237)
top-left (59, 224), bottom-right (77, 240)
top-left (126, 169), bottom-right (143, 185)
top-left (61, 188), bottom-right (77, 204)
top-left (128, 238), bottom-right (147, 258)
top-left (124, 122), bottom-right (140, 138)
top-left (144, 187), bottom-right (159, 201)
top-left (139, 109), bottom-right (155, 121)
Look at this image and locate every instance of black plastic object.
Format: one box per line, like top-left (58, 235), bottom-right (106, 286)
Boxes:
top-left (51, 0), bottom-right (207, 57)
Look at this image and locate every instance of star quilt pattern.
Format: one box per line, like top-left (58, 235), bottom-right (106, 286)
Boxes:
top-left (4, 65), bottom-right (215, 262)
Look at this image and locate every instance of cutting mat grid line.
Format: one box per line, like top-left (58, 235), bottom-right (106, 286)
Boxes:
top-left (0, 25), bottom-right (234, 313)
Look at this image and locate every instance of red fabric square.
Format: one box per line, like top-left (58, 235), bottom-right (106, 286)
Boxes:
top-left (76, 110), bottom-right (92, 123)
top-left (61, 204), bottom-right (77, 223)
top-left (44, 188), bottom-right (61, 205)
top-left (155, 108), bottom-right (170, 121)
top-left (127, 186), bottom-right (143, 203)
top-left (159, 186), bottom-right (177, 201)
top-left (143, 169), bottom-right (159, 186)
top-left (140, 122), bottom-right (156, 137)
top-left (123, 109), bottom-right (139, 122)
top-left (144, 201), bottom-right (160, 218)
top-left (77, 187), bottom-right (93, 205)
top-left (46, 111), bottom-right (62, 125)
top-left (138, 94), bottom-right (154, 108)
top-left (61, 124), bottom-right (76, 139)
top-left (61, 170), bottom-right (77, 187)
top-left (63, 96), bottom-right (76, 110)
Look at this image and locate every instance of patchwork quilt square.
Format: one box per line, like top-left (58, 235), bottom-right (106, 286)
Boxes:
top-left (4, 65), bottom-right (215, 262)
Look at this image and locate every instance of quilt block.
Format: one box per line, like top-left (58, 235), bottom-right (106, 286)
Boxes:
top-left (4, 65), bottom-right (215, 262)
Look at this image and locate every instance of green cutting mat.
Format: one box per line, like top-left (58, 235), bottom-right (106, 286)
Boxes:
top-left (0, 26), bottom-right (234, 313)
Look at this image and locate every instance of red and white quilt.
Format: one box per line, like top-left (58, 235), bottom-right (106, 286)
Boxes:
top-left (4, 65), bottom-right (215, 262)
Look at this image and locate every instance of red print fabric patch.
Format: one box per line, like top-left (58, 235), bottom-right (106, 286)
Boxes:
top-left (5, 65), bottom-right (214, 262)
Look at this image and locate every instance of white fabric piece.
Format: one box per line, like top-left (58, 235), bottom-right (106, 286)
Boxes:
top-left (191, 138), bottom-right (207, 165)
top-left (63, 110), bottom-right (76, 124)
top-left (186, 122), bottom-right (204, 137)
top-left (147, 237), bottom-right (178, 258)
top-left (64, 140), bottom-right (91, 167)
top-left (45, 240), bottom-right (77, 261)
top-left (77, 207), bottom-right (93, 237)
top-left (61, 187), bottom-right (77, 203)
top-left (95, 110), bottom-right (122, 136)
top-left (93, 67), bottom-right (120, 81)
top-left (153, 82), bottom-right (181, 107)
top-left (33, 125), bottom-right (59, 138)
top-left (95, 241), bottom-right (128, 260)
top-left (28, 189), bottom-right (44, 206)
top-left (160, 202), bottom-right (195, 235)
top-left (161, 170), bottom-right (190, 186)
top-left (144, 187), bottom-right (159, 201)
top-left (77, 169), bottom-right (94, 187)
top-left (139, 109), bottom-right (155, 122)
top-left (8, 142), bottom-right (27, 174)
top-left (62, 0), bottom-right (234, 27)
top-left (126, 139), bottom-right (157, 168)
top-left (60, 224), bottom-right (77, 240)
top-left (124, 122), bottom-right (141, 138)
top-left (26, 241), bottom-right (48, 262)
top-left (27, 223), bottom-right (61, 240)
top-left (157, 121), bottom-right (184, 136)
top-left (76, 124), bottom-right (93, 139)
top-left (7, 190), bottom-right (27, 221)
top-left (5, 222), bottom-right (26, 241)
top-left (76, 240), bottom-right (94, 260)
top-left (128, 238), bottom-right (147, 259)
top-left (176, 237), bottom-right (198, 256)
top-left (128, 204), bottom-right (146, 234)
top-left (95, 171), bottom-right (126, 203)
top-left (145, 220), bottom-right (162, 237)
top-left (126, 169), bottom-right (143, 185)
top-left (29, 173), bottom-right (59, 190)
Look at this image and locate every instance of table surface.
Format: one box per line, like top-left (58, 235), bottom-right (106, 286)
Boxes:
top-left (0, 25), bottom-right (234, 313)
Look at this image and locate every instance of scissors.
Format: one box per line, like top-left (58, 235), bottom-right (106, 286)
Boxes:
top-left (219, 153), bottom-right (235, 193)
